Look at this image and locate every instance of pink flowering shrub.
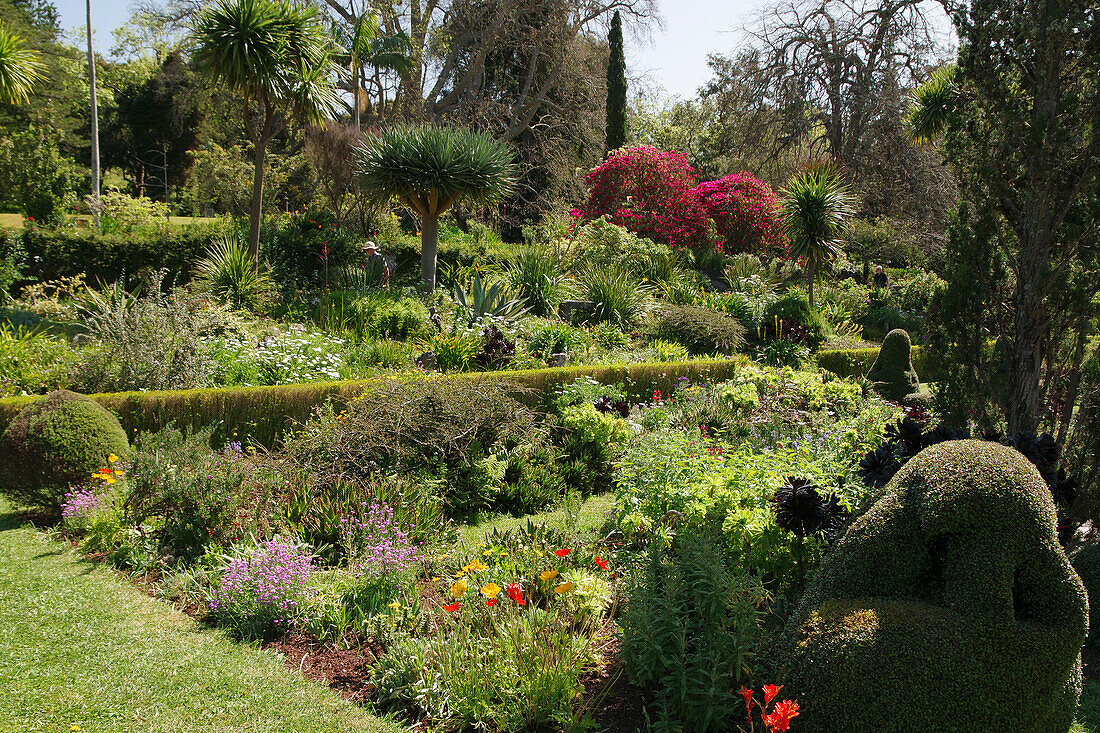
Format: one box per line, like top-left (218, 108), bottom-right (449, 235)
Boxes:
top-left (340, 501), bottom-right (421, 577)
top-left (574, 147), bottom-right (784, 255)
top-left (60, 487), bottom-right (103, 524)
top-left (209, 539), bottom-right (315, 638)
top-left (573, 146), bottom-right (713, 250)
top-left (694, 172), bottom-right (786, 255)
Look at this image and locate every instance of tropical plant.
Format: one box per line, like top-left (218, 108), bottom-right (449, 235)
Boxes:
top-left (193, 234), bottom-right (275, 312)
top-left (355, 125), bottom-right (517, 291)
top-left (453, 270), bottom-right (527, 325)
top-left (780, 164), bottom-right (856, 306)
top-left (0, 23), bottom-right (44, 105)
top-left (192, 0), bottom-right (340, 264)
top-left (338, 12), bottom-right (413, 128)
top-left (503, 247), bottom-right (570, 318)
top-left (907, 65), bottom-right (958, 145)
top-left (576, 263), bottom-right (652, 327)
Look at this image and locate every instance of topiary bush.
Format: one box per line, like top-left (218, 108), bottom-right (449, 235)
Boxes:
top-left (779, 440), bottom-right (1088, 732)
top-left (0, 390), bottom-right (130, 513)
top-left (867, 328), bottom-right (923, 403)
top-left (759, 292), bottom-right (827, 349)
top-left (648, 303), bottom-right (746, 355)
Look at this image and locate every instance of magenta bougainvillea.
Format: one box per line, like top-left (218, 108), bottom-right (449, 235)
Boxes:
top-left (572, 146), bottom-right (712, 250)
top-left (573, 146), bottom-right (784, 254)
top-left (695, 172), bottom-right (786, 255)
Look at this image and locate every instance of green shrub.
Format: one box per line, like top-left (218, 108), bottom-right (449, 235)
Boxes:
top-left (353, 293), bottom-right (431, 341)
top-left (0, 324), bottom-right (79, 397)
top-left (0, 229), bottom-right (23, 300)
top-left (1070, 537), bottom-right (1100, 639)
top-left (260, 209), bottom-right (365, 288)
top-left (503, 246), bottom-right (571, 317)
top-left (19, 225), bottom-right (224, 285)
top-left (866, 328), bottom-right (922, 403)
top-left (650, 338), bottom-right (690, 362)
top-left (0, 390), bottom-right (130, 513)
top-left (759, 291), bottom-right (827, 348)
top-left (575, 262), bottom-right (652, 327)
top-left (779, 440), bottom-right (1088, 732)
top-left (619, 522), bottom-right (765, 731)
top-left (649, 303), bottom-right (746, 355)
top-left (192, 235), bottom-right (275, 312)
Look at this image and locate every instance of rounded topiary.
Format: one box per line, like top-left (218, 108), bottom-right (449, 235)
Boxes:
top-left (0, 390), bottom-right (130, 513)
top-left (779, 440), bottom-right (1087, 732)
top-left (867, 328), bottom-right (921, 402)
top-left (1071, 536), bottom-right (1100, 638)
top-left (760, 292), bottom-right (827, 348)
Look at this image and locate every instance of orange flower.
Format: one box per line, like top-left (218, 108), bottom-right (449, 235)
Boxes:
top-left (443, 602), bottom-right (461, 612)
top-left (554, 548), bottom-right (571, 557)
top-left (738, 686), bottom-right (754, 719)
top-left (594, 557), bottom-right (608, 570)
top-left (485, 597), bottom-right (498, 607)
top-left (765, 700), bottom-right (799, 732)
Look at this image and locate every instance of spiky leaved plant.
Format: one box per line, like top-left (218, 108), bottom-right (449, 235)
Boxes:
top-left (356, 125), bottom-right (517, 292)
top-left (907, 65), bottom-right (958, 145)
top-left (0, 23), bottom-right (44, 105)
top-left (780, 164), bottom-right (855, 307)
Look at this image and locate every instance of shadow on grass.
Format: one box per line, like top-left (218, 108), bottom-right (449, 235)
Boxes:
top-left (1078, 681), bottom-right (1100, 732)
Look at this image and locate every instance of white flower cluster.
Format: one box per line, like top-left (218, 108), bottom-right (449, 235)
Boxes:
top-left (205, 331), bottom-right (346, 386)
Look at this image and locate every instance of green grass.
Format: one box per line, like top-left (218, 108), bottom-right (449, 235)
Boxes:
top-left (454, 491), bottom-right (616, 547)
top-left (0, 500), bottom-right (401, 733)
top-left (1075, 681), bottom-right (1100, 732)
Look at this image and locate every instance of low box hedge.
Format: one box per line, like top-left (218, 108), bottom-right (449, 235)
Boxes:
top-left (0, 358), bottom-right (748, 447)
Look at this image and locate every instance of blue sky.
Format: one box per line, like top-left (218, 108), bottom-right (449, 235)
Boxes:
top-left (55, 0), bottom-right (763, 99)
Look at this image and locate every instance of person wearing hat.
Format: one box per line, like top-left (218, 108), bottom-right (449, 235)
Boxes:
top-left (364, 241), bottom-right (390, 287)
top-left (873, 264), bottom-right (889, 290)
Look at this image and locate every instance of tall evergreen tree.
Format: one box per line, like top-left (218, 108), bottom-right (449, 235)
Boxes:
top-left (605, 10), bottom-right (626, 153)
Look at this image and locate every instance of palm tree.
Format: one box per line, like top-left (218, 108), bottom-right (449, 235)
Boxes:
top-left (192, 0), bottom-right (340, 264)
top-left (907, 65), bottom-right (958, 145)
top-left (781, 164), bottom-right (856, 307)
top-left (356, 125), bottom-right (516, 292)
top-left (339, 13), bottom-right (413, 128)
top-left (0, 23), bottom-right (44, 105)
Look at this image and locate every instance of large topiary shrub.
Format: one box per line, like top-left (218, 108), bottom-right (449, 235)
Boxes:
top-left (779, 440), bottom-right (1087, 732)
top-left (867, 328), bottom-right (922, 402)
top-left (0, 390), bottom-right (130, 513)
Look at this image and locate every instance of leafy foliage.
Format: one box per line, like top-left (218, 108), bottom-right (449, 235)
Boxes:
top-left (695, 172), bottom-right (786, 255)
top-left (193, 234), bottom-right (275, 312)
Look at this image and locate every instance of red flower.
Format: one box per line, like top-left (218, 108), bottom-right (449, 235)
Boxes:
top-left (594, 557), bottom-right (608, 570)
top-left (763, 684), bottom-right (783, 705)
top-left (443, 602), bottom-right (461, 612)
top-left (505, 583), bottom-right (526, 606)
top-left (765, 700), bottom-right (799, 732)
top-left (738, 686), bottom-right (754, 719)
top-left (554, 549), bottom-right (571, 557)
top-left (485, 597), bottom-right (498, 607)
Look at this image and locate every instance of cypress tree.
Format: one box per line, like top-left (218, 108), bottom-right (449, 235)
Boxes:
top-left (605, 10), bottom-right (626, 153)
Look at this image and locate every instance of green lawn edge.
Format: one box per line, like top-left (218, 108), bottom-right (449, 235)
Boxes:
top-left (0, 501), bottom-right (403, 733)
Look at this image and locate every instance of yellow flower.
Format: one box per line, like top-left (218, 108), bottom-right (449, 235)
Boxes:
top-left (388, 600), bottom-right (401, 611)
top-left (450, 579), bottom-right (468, 598)
top-left (480, 582), bottom-right (501, 598)
top-left (108, 454), bottom-right (119, 463)
top-left (464, 558), bottom-right (488, 572)
top-left (482, 549), bottom-right (494, 557)
top-left (553, 582), bottom-right (574, 594)
top-left (539, 569), bottom-right (559, 581)
top-left (106, 478), bottom-right (117, 485)
top-left (430, 577), bottom-right (440, 582)
top-left (71, 726), bottom-right (81, 732)
top-left (114, 470), bottom-right (125, 476)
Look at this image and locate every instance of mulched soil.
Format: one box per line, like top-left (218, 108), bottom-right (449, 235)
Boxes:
top-left (263, 634), bottom-right (381, 704)
top-left (580, 636), bottom-right (648, 733)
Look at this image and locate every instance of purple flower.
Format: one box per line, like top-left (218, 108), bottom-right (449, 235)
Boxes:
top-left (61, 488), bottom-right (103, 523)
top-left (209, 540), bottom-right (315, 633)
top-left (341, 501), bottom-right (420, 577)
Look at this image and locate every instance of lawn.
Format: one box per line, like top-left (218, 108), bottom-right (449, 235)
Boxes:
top-left (0, 499), bottom-right (401, 733)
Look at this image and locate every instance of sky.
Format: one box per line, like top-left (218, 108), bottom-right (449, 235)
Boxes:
top-left (54, 0), bottom-right (764, 100)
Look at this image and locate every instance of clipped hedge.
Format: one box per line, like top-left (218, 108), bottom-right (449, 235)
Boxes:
top-left (17, 226), bottom-right (223, 286)
top-left (816, 344), bottom-right (940, 382)
top-left (0, 358), bottom-right (748, 447)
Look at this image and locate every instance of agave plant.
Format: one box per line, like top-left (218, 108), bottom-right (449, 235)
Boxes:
top-left (453, 270), bottom-right (527, 325)
top-left (193, 234), bottom-right (275, 312)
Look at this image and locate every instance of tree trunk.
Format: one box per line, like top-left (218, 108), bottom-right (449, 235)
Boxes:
top-left (86, 0), bottom-right (101, 229)
top-left (247, 135), bottom-right (267, 266)
top-left (353, 61), bottom-right (361, 131)
top-left (420, 215), bottom-right (439, 292)
top-left (1006, 236), bottom-right (1050, 433)
top-left (807, 259), bottom-right (815, 307)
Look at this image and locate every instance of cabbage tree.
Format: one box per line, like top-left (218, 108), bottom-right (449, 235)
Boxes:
top-left (781, 164), bottom-right (855, 307)
top-left (356, 126), bottom-right (516, 291)
top-left (0, 23), bottom-right (44, 105)
top-left (192, 0), bottom-right (340, 264)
